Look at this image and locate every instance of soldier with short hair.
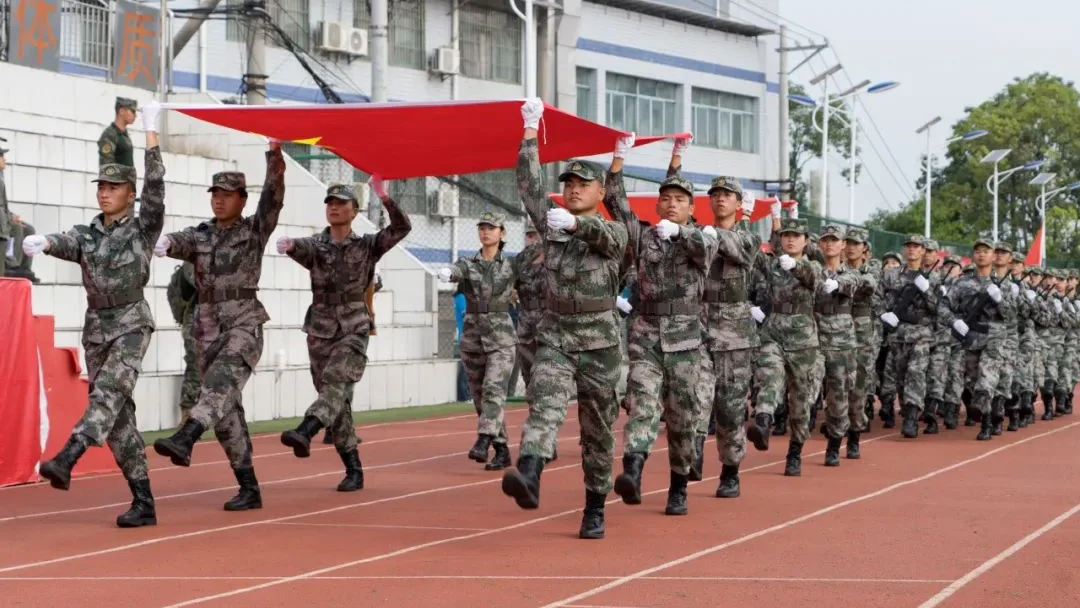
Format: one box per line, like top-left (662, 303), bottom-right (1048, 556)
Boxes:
top-left (151, 140), bottom-right (286, 512)
top-left (26, 103), bottom-right (165, 527)
top-left (98, 97), bottom-right (137, 168)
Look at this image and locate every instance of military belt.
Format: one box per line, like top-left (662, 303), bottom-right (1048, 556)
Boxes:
top-left (545, 296), bottom-right (615, 314)
top-left (198, 287), bottom-right (258, 304)
top-left (466, 300), bottom-right (510, 314)
top-left (86, 288), bottom-right (144, 310)
top-left (638, 300), bottom-right (698, 316)
top-left (519, 299), bottom-right (543, 311)
top-left (771, 301), bottom-right (813, 315)
top-left (815, 301), bottom-right (852, 316)
top-left (313, 291), bottom-right (365, 305)
top-left (851, 304), bottom-right (872, 317)
top-left (703, 286), bottom-right (747, 303)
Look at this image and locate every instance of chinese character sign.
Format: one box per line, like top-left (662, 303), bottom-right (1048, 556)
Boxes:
top-left (111, 0), bottom-right (161, 92)
top-left (8, 0), bottom-right (62, 71)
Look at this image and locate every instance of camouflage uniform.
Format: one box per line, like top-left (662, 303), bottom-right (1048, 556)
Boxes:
top-left (609, 175), bottom-right (716, 515)
top-left (1051, 275), bottom-right (1077, 414)
top-left (694, 177), bottom-right (761, 497)
top-left (166, 262), bottom-right (200, 421)
top-left (935, 256), bottom-right (966, 429)
top-left (992, 243), bottom-right (1022, 424)
top-left (754, 218), bottom-right (825, 476)
top-left (845, 229), bottom-right (881, 439)
top-left (450, 211), bottom-right (518, 470)
top-left (153, 150), bottom-right (285, 512)
top-left (1032, 270), bottom-right (1060, 418)
top-left (873, 251), bottom-right (903, 426)
top-left (879, 235), bottom-right (939, 437)
top-left (924, 242), bottom-right (953, 420)
top-left (37, 154), bottom-right (165, 529)
top-left (512, 222), bottom-right (545, 398)
top-left (501, 147), bottom-right (628, 538)
top-left (1013, 267), bottom-right (1040, 425)
top-left (97, 97), bottom-right (137, 168)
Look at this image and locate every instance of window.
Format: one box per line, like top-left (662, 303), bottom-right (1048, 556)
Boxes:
top-left (605, 73), bottom-right (679, 136)
top-left (691, 88), bottom-right (758, 153)
top-left (353, 0), bottom-right (426, 70)
top-left (576, 67), bottom-right (597, 121)
top-left (226, 0), bottom-right (311, 49)
top-left (460, 5), bottom-right (521, 84)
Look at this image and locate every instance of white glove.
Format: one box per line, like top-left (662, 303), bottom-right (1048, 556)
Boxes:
top-left (656, 219), bottom-right (680, 241)
top-left (1054, 299), bottom-right (1063, 313)
top-left (702, 225), bottom-right (717, 240)
top-left (1025, 289), bottom-right (1036, 302)
top-left (750, 306), bottom-right (765, 323)
top-left (914, 275), bottom-right (930, 293)
top-left (276, 236), bottom-right (293, 255)
top-left (939, 285), bottom-right (948, 296)
top-left (789, 202), bottom-right (799, 220)
top-left (369, 174), bottom-right (388, 200)
top-left (778, 254), bottom-right (796, 271)
top-left (616, 296), bottom-right (632, 314)
top-left (614, 133), bottom-right (636, 159)
top-left (880, 312), bottom-right (899, 327)
top-left (672, 135), bottom-right (692, 157)
top-left (952, 319), bottom-right (969, 337)
top-left (140, 100), bottom-right (161, 132)
top-left (1009, 282), bottom-right (1019, 297)
top-left (823, 278), bottom-right (839, 294)
top-left (986, 283), bottom-right (1002, 303)
top-left (153, 235), bottom-right (170, 257)
top-left (546, 207), bottom-right (577, 232)
top-left (21, 234), bottom-right (48, 256)
top-left (521, 98), bottom-right (544, 129)
top-left (741, 198), bottom-right (754, 219)
top-left (437, 268), bottom-right (453, 283)
top-left (770, 200), bottom-right (782, 219)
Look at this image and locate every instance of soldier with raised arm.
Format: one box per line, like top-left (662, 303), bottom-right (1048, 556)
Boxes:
top-left (501, 99), bottom-right (629, 540)
top-left (150, 140), bottom-right (285, 512)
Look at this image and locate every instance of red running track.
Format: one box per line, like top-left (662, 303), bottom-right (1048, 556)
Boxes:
top-left (1, 403), bottom-right (1078, 608)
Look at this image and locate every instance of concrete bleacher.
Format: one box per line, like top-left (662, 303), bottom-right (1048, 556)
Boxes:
top-left (0, 62), bottom-right (457, 433)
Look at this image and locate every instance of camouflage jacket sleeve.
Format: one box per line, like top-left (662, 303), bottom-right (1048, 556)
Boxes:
top-left (999, 283), bottom-right (1018, 323)
top-left (677, 224), bottom-right (717, 270)
top-left (97, 126), bottom-right (117, 166)
top-left (369, 195), bottom-right (412, 259)
top-left (855, 264), bottom-right (879, 297)
top-left (600, 168), bottom-right (641, 259)
top-left (251, 147), bottom-right (286, 245)
top-left (516, 139), bottom-right (550, 238)
top-left (287, 236), bottom-right (319, 270)
top-left (164, 226), bottom-right (199, 263)
top-left (715, 220), bottom-right (759, 266)
top-left (137, 146), bottom-right (166, 247)
top-left (45, 228), bottom-right (84, 263)
top-left (939, 279), bottom-right (962, 327)
top-left (573, 214), bottom-right (628, 261)
top-left (791, 257), bottom-right (820, 291)
top-left (829, 267), bottom-right (860, 297)
top-left (449, 258), bottom-right (468, 282)
top-left (749, 253), bottom-right (770, 307)
top-left (0, 178), bottom-right (10, 238)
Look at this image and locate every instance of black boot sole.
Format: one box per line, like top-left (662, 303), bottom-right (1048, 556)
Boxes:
top-left (116, 513), bottom-right (157, 528)
top-left (664, 503), bottom-right (688, 516)
top-left (613, 473), bottom-right (642, 505)
top-left (485, 457), bottom-right (511, 471)
top-left (824, 455), bottom-right (840, 467)
top-left (579, 521), bottom-right (605, 539)
top-left (337, 476), bottom-right (364, 492)
top-left (39, 461), bottom-right (71, 491)
top-left (747, 424), bottom-right (770, 451)
top-left (715, 484), bottom-right (740, 498)
top-left (152, 439), bottom-right (192, 467)
top-left (846, 449), bottom-right (860, 460)
top-left (224, 497), bottom-right (262, 511)
top-left (280, 431), bottom-right (313, 458)
top-left (501, 470), bottom-right (539, 509)
top-left (468, 448), bottom-right (489, 463)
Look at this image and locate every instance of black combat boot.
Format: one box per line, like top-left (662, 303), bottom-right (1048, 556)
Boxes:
top-left (38, 433), bottom-right (91, 490)
top-left (922, 399), bottom-right (940, 434)
top-left (707, 414), bottom-right (717, 436)
top-left (280, 415), bottom-right (324, 458)
top-left (963, 389), bottom-right (976, 426)
top-left (880, 397), bottom-right (896, 429)
top-left (613, 453), bottom-right (647, 505)
top-left (772, 401), bottom-right (788, 436)
top-left (689, 434), bottom-right (706, 482)
top-left (991, 397), bottom-right (1005, 436)
top-left (748, 412), bottom-right (772, 450)
top-left (153, 417), bottom-right (207, 467)
top-left (824, 435), bottom-right (842, 467)
top-left (783, 441), bottom-right (803, 477)
top-left (337, 448), bottom-right (364, 492)
top-left (1018, 392), bottom-right (1034, 428)
top-left (808, 407), bottom-right (819, 436)
top-left (224, 467), bottom-right (262, 511)
top-left (664, 470), bottom-right (689, 516)
top-left (715, 464), bottom-right (740, 498)
top-left (1055, 391), bottom-right (1070, 416)
top-left (943, 402), bottom-right (960, 430)
top-left (901, 404), bottom-right (919, 439)
top-left (976, 411), bottom-right (993, 441)
top-left (846, 430), bottom-right (861, 459)
top-left (322, 429), bottom-right (334, 444)
top-left (863, 395), bottom-right (875, 432)
top-left (579, 490), bottom-right (606, 539)
top-left (485, 442), bottom-right (511, 471)
top-left (501, 455), bottom-right (544, 509)
top-left (116, 478), bottom-right (157, 528)
top-left (1041, 389), bottom-right (1056, 421)
top-left (1067, 391), bottom-right (1075, 415)
top-left (467, 434), bottom-right (493, 462)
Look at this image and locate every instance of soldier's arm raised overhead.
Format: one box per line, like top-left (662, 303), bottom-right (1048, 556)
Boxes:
top-left (516, 99), bottom-right (549, 238)
top-left (251, 140), bottom-right (286, 243)
top-left (601, 134), bottom-right (640, 252)
top-left (367, 174), bottom-right (412, 258)
top-left (137, 103), bottom-right (166, 246)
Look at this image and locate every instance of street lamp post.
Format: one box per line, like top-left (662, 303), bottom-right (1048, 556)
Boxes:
top-left (915, 120), bottom-right (989, 238)
top-left (807, 64), bottom-right (841, 216)
top-left (983, 152), bottom-right (1044, 242)
top-left (1029, 172), bottom-right (1080, 267)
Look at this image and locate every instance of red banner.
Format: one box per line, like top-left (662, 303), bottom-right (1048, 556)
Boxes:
top-left (0, 279), bottom-right (42, 487)
top-left (167, 100), bottom-right (689, 181)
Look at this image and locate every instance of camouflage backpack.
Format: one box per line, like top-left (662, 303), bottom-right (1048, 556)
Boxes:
top-left (165, 264), bottom-right (196, 324)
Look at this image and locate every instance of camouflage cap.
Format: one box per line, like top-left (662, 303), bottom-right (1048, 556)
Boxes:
top-left (904, 234), bottom-right (927, 247)
top-left (973, 237), bottom-right (995, 250)
top-left (92, 163), bottom-right (137, 185)
top-left (1028, 266), bottom-right (1044, 275)
top-left (658, 175), bottom-right (695, 197)
top-left (707, 176), bottom-right (744, 197)
top-left (818, 224), bottom-right (845, 241)
top-left (777, 217), bottom-right (808, 236)
top-left (993, 241), bottom-right (1014, 254)
top-left (882, 251), bottom-right (901, 262)
top-left (558, 160), bottom-right (605, 183)
top-left (324, 183), bottom-right (357, 203)
top-left (944, 254), bottom-right (962, 266)
top-left (844, 226), bottom-right (869, 243)
top-left (208, 171), bottom-right (247, 192)
top-left (924, 239), bottom-right (940, 251)
top-left (476, 210), bottom-right (506, 228)
top-left (1011, 253), bottom-right (1026, 263)
top-left (115, 97), bottom-right (138, 111)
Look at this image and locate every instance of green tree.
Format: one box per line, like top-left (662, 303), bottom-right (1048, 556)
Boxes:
top-left (788, 83), bottom-right (858, 211)
top-left (867, 73), bottom-right (1080, 257)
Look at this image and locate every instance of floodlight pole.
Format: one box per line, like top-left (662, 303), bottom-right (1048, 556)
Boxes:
top-left (992, 161), bottom-right (1000, 242)
top-left (1040, 183), bottom-right (1047, 267)
top-left (822, 78), bottom-right (830, 217)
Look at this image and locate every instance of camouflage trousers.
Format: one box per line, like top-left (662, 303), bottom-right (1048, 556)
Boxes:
top-left (1032, 342), bottom-right (1045, 393)
top-left (881, 338), bottom-right (932, 413)
top-left (306, 332), bottom-right (368, 453)
top-left (995, 336), bottom-right (1019, 399)
top-left (461, 346), bottom-right (513, 444)
top-left (1014, 340), bottom-right (1037, 396)
top-left (178, 314), bottom-right (200, 412)
top-left (1042, 342), bottom-right (1063, 394)
top-left (515, 339), bottom-right (538, 399)
top-left (72, 329), bottom-right (152, 481)
top-left (849, 341), bottom-right (877, 425)
top-left (189, 325), bottom-right (264, 469)
top-left (963, 343), bottom-right (1004, 415)
top-left (944, 342), bottom-right (965, 406)
top-left (1062, 342), bottom-right (1077, 393)
top-left (926, 342), bottom-right (952, 402)
top-left (519, 344), bottom-right (621, 494)
top-left (754, 344), bottom-right (824, 444)
top-left (822, 348), bottom-right (861, 439)
top-left (622, 342), bottom-right (700, 476)
top-left (695, 347), bottom-right (751, 467)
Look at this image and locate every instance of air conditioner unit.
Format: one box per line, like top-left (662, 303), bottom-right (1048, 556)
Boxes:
top-left (431, 47), bottom-right (459, 76)
top-left (345, 27), bottom-right (368, 57)
top-left (355, 182), bottom-right (371, 211)
top-left (432, 182), bottom-right (459, 217)
top-left (319, 21), bottom-right (348, 53)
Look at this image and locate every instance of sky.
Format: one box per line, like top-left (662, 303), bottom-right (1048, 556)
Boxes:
top-left (776, 0), bottom-right (1080, 224)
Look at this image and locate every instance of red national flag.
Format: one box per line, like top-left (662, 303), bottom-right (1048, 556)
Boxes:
top-left (166, 100), bottom-right (688, 181)
top-left (1026, 227), bottom-right (1043, 266)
